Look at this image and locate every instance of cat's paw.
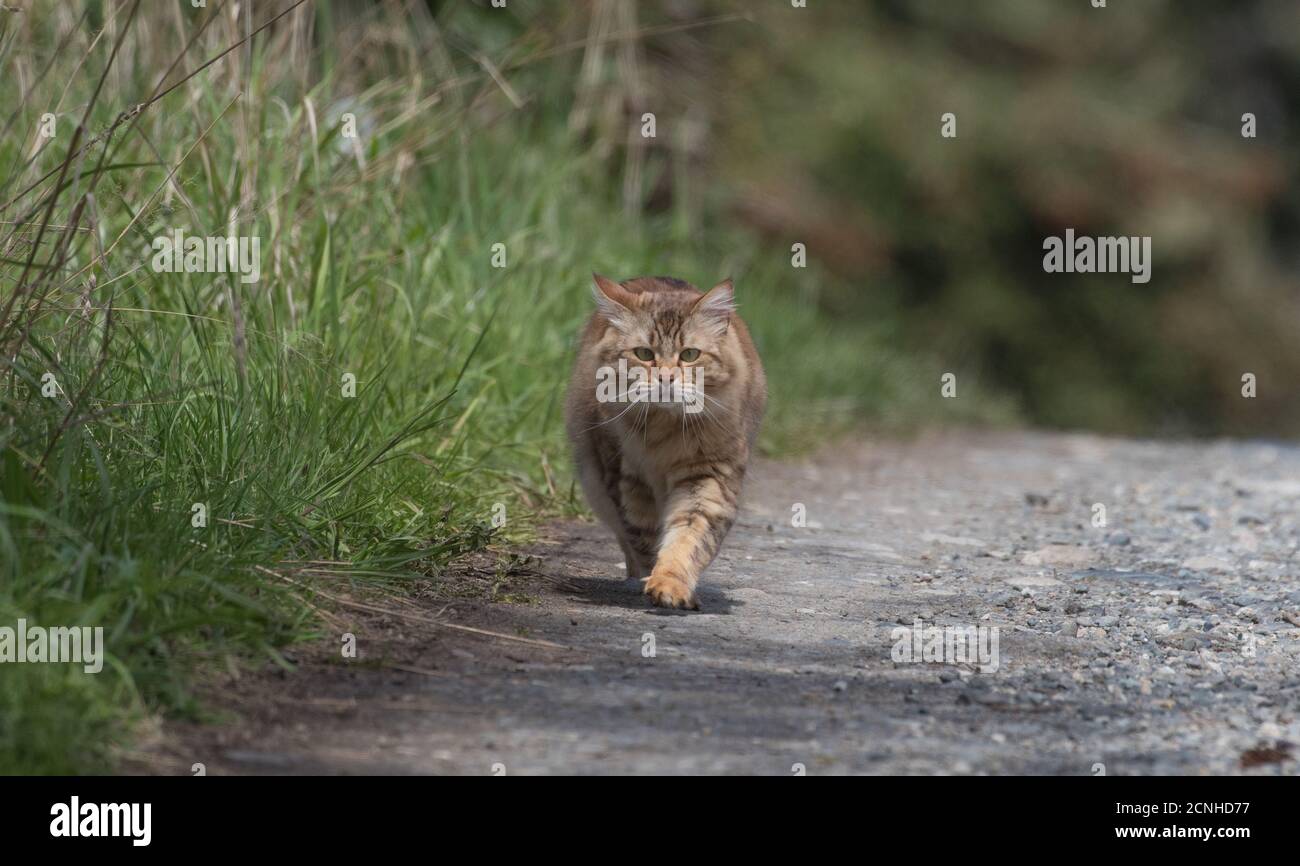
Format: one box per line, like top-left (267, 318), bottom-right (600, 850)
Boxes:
top-left (643, 571), bottom-right (699, 610)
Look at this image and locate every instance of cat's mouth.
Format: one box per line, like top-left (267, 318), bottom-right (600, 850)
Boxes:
top-left (621, 380), bottom-right (705, 413)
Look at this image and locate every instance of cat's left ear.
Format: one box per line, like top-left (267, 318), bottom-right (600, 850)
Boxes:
top-left (592, 273), bottom-right (637, 333)
top-left (691, 278), bottom-right (735, 336)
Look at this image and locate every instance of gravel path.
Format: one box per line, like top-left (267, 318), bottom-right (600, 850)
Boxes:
top-left (147, 431), bottom-right (1300, 775)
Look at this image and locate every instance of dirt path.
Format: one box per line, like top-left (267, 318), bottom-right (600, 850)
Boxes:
top-left (138, 431), bottom-right (1300, 775)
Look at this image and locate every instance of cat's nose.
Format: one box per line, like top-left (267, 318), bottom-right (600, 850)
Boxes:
top-left (658, 367), bottom-right (676, 383)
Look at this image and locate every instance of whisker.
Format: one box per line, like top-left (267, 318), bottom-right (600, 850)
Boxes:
top-left (579, 397), bottom-right (644, 434)
top-left (692, 393), bottom-right (742, 437)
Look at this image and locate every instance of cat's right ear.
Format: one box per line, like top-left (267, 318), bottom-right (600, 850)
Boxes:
top-left (592, 273), bottom-right (636, 332)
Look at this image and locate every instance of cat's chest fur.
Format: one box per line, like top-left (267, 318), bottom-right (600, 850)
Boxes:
top-left (613, 412), bottom-right (716, 497)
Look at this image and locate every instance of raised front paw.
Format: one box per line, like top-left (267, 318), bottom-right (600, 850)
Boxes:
top-left (643, 570), bottom-right (699, 610)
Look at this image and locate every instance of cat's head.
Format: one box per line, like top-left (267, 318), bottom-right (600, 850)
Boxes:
top-left (590, 273), bottom-right (738, 411)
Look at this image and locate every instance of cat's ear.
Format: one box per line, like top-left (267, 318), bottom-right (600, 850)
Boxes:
top-left (592, 273), bottom-right (637, 332)
top-left (691, 278), bottom-right (735, 336)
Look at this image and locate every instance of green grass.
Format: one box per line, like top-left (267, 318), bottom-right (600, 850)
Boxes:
top-left (0, 2), bottom-right (1007, 773)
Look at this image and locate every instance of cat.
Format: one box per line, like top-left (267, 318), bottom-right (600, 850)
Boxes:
top-left (565, 274), bottom-right (766, 609)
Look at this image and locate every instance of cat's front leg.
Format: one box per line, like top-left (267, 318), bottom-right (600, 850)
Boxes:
top-left (618, 472), bottom-right (659, 580)
top-left (643, 468), bottom-right (741, 610)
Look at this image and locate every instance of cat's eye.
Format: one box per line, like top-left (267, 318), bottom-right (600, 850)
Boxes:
top-left (678, 348), bottom-right (701, 363)
top-left (632, 347), bottom-right (655, 363)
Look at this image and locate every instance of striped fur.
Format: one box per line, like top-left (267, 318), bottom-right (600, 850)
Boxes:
top-left (565, 274), bottom-right (767, 609)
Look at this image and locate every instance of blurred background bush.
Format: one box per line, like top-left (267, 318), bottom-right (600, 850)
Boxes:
top-left (421, 0), bottom-right (1300, 435)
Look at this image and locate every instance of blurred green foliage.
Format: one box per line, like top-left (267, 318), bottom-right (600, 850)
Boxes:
top-left (733, 0), bottom-right (1300, 434)
top-left (511, 0), bottom-right (1300, 435)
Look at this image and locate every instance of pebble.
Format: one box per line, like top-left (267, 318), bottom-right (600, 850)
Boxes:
top-left (1182, 555), bottom-right (1234, 572)
top-left (1022, 545), bottom-right (1097, 567)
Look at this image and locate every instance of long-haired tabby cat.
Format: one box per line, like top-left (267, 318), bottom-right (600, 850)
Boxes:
top-left (565, 274), bottom-right (766, 609)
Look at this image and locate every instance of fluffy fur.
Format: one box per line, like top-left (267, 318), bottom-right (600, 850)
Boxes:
top-left (565, 274), bottom-right (766, 609)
